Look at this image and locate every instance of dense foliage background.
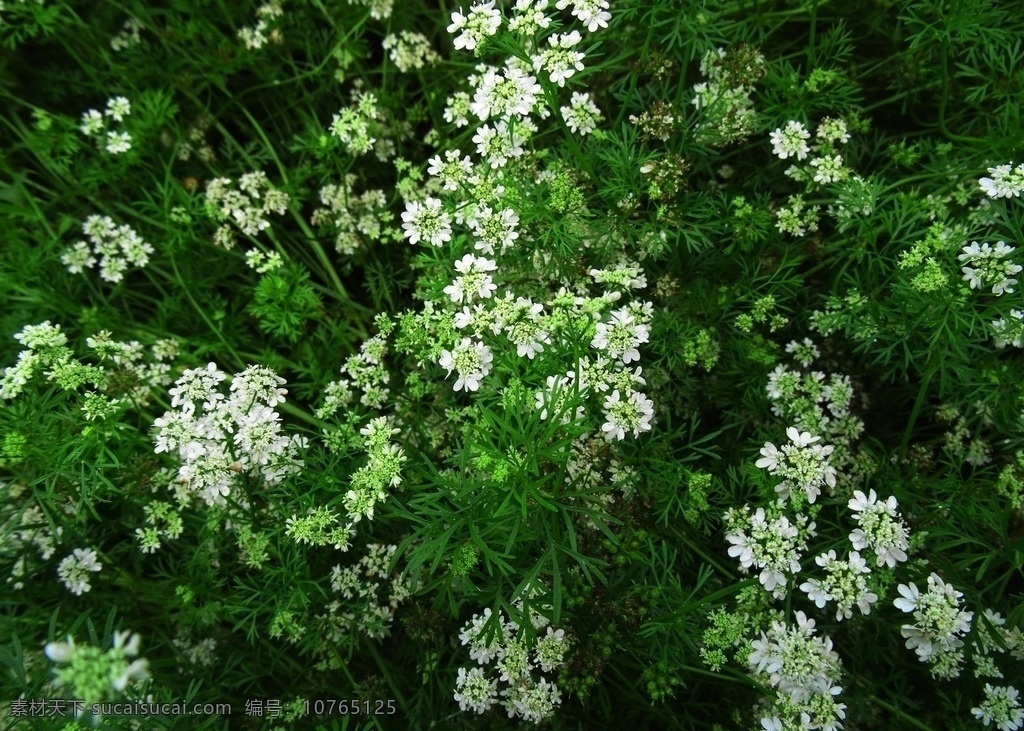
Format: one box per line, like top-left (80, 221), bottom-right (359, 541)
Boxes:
top-left (2, 0), bottom-right (1023, 729)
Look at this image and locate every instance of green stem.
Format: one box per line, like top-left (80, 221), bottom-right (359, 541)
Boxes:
top-left (869, 696), bottom-right (939, 731)
top-left (899, 367), bottom-right (934, 459)
top-left (937, 39), bottom-right (983, 145)
top-left (807, 0), bottom-right (817, 66)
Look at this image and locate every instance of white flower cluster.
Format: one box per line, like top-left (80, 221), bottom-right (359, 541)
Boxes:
top-left (770, 118), bottom-right (862, 236)
top-left (847, 489), bottom-right (910, 568)
top-left (959, 241), bottom-right (1022, 296)
top-left (346, 0), bottom-right (392, 20)
top-left (972, 684), bottom-right (1024, 731)
top-left (756, 426), bottom-right (837, 505)
top-left (979, 162), bottom-right (1024, 200)
top-left (152, 363), bottom-right (306, 507)
top-left (244, 248), bottom-right (283, 273)
top-left (329, 90), bottom-right (384, 157)
top-left (749, 611), bottom-right (846, 731)
top-left (591, 305), bottom-right (650, 364)
top-left (724, 505), bottom-right (816, 599)
top-left (799, 550), bottom-right (878, 621)
top-left (399, 0), bottom-right (644, 436)
top-left (168, 115), bottom-right (215, 163)
top-left (238, 1), bottom-right (283, 50)
top-left (79, 96), bottom-right (133, 154)
top-left (60, 214), bottom-right (153, 283)
top-left (765, 344), bottom-right (865, 486)
top-left (134, 499), bottom-right (185, 554)
top-left (556, 0), bottom-right (610, 33)
top-left (533, 30), bottom-right (585, 87)
top-left (443, 0), bottom-right (607, 148)
top-left (311, 175), bottom-right (392, 255)
top-left (110, 16), bottom-right (142, 52)
top-left (401, 196), bottom-right (453, 247)
top-left (2, 497), bottom-right (65, 590)
top-left (992, 308), bottom-right (1024, 349)
top-left (344, 415), bottom-right (406, 523)
top-left (204, 171), bottom-right (290, 248)
top-left (0, 322), bottom-right (177, 411)
top-left (588, 303), bottom-right (656, 440)
top-left (448, 1), bottom-right (502, 52)
top-left (317, 334), bottom-right (392, 416)
top-left (445, 253), bottom-right (498, 303)
top-left (691, 47), bottom-right (763, 147)
top-left (325, 543), bottom-right (414, 640)
top-left (770, 120), bottom-right (812, 161)
top-left (45, 630), bottom-right (150, 703)
top-left (894, 572), bottom-right (974, 678)
top-left (455, 604), bottom-right (570, 723)
top-left (440, 337), bottom-right (494, 392)
top-left (560, 91), bottom-right (602, 135)
top-left (774, 194), bottom-right (820, 238)
top-left (382, 31), bottom-right (439, 72)
top-left (56, 547), bottom-right (102, 595)
top-left (0, 321), bottom-right (68, 400)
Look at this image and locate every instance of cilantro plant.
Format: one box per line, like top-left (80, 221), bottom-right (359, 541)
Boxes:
top-left (2, 0), bottom-right (1023, 730)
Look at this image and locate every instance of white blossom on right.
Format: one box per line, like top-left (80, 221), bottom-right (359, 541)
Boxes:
top-left (755, 426), bottom-right (837, 505)
top-left (959, 241), bottom-right (1022, 296)
top-left (894, 573), bottom-right (974, 676)
top-left (847, 489), bottom-right (910, 568)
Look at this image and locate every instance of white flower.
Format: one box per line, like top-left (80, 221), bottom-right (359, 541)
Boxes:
top-left (555, 0), bottom-right (610, 32)
top-left (534, 627), bottom-right (569, 672)
top-left (401, 197), bottom-right (453, 247)
top-left (810, 154), bottom-right (846, 184)
top-left (770, 121), bottom-right (811, 160)
top-left (816, 117), bottom-right (850, 144)
top-left (747, 611), bottom-right (842, 703)
top-left (979, 162), bottom-right (1024, 199)
top-left (471, 65), bottom-right (541, 120)
top-left (799, 550), bottom-right (878, 621)
top-left (168, 362), bottom-right (227, 416)
top-left (847, 489), bottom-right (909, 567)
top-left (438, 338), bottom-right (494, 392)
top-left (784, 337), bottom-right (819, 367)
top-left (992, 309), bottom-right (1024, 349)
top-left (444, 91), bottom-right (472, 127)
top-left (57, 548), bottom-right (103, 595)
top-left (724, 506), bottom-right (814, 598)
top-left (600, 389), bottom-right (654, 440)
top-left (894, 573), bottom-right (973, 664)
top-left (473, 120), bottom-right (527, 168)
top-left (509, 0), bottom-right (552, 34)
top-left (80, 109), bottom-right (106, 136)
top-left (469, 206), bottom-right (519, 255)
top-left (591, 307), bottom-right (650, 364)
top-left (105, 130), bottom-right (133, 154)
top-left (533, 31), bottom-right (585, 86)
top-left (444, 254), bottom-right (498, 304)
top-left (448, 1), bottom-right (502, 51)
top-left (756, 427), bottom-right (836, 505)
top-left (454, 666), bottom-right (498, 713)
top-left (959, 241), bottom-right (1022, 296)
top-left (427, 149), bottom-right (473, 191)
top-left (459, 607), bottom-right (507, 663)
top-left (972, 685), bottom-right (1024, 731)
top-left (560, 91), bottom-right (602, 135)
top-left (105, 96), bottom-right (131, 122)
